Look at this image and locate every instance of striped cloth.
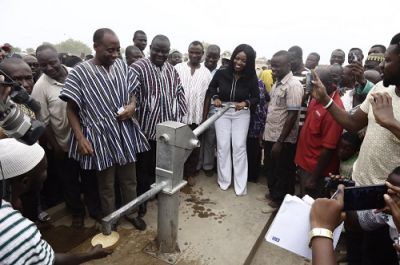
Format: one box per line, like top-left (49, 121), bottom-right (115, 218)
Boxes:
top-left (60, 59), bottom-right (150, 171)
top-left (130, 58), bottom-right (187, 140)
top-left (0, 200), bottom-right (55, 265)
top-left (174, 62), bottom-right (212, 125)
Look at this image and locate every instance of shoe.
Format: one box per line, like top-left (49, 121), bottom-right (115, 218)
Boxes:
top-left (268, 200), bottom-right (281, 209)
top-left (127, 216), bottom-right (147, 231)
top-left (187, 176), bottom-right (196, 186)
top-left (204, 169), bottom-right (214, 177)
top-left (38, 211), bottom-right (51, 222)
top-left (138, 203), bottom-right (147, 218)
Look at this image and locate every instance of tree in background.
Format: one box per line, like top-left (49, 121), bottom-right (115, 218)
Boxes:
top-left (53, 39), bottom-right (92, 56)
top-left (25, 48), bottom-right (35, 54)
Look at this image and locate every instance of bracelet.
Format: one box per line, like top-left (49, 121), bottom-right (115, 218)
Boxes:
top-left (308, 228), bottom-right (333, 247)
top-left (323, 98), bottom-right (333, 109)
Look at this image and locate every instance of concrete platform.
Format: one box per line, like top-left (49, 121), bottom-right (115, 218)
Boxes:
top-left (45, 173), bottom-right (275, 264)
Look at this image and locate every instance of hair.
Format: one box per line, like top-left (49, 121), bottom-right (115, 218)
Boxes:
top-left (391, 166), bottom-right (400, 176)
top-left (133, 30), bottom-right (146, 40)
top-left (35, 44), bottom-right (57, 56)
top-left (64, 55), bottom-right (82, 67)
top-left (126, 45), bottom-right (141, 54)
top-left (93, 28), bottom-right (116, 43)
top-left (341, 131), bottom-right (362, 151)
top-left (0, 58), bottom-right (28, 77)
top-left (151, 34), bottom-right (170, 46)
top-left (229, 44), bottom-right (256, 78)
top-left (331, 49), bottom-right (345, 56)
top-left (349, 47), bottom-right (363, 54)
top-left (390, 33), bottom-right (400, 54)
top-left (188, 40), bottom-right (204, 51)
top-left (207, 44), bottom-right (221, 55)
top-left (272, 50), bottom-right (290, 62)
top-left (371, 44), bottom-right (387, 53)
top-left (288, 45), bottom-right (303, 58)
top-left (309, 52), bottom-right (320, 61)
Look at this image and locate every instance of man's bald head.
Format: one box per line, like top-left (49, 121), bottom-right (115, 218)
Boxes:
top-left (125, 45), bottom-right (143, 66)
top-left (0, 58), bottom-right (34, 93)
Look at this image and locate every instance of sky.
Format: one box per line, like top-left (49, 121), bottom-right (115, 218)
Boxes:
top-left (1, 0), bottom-right (399, 64)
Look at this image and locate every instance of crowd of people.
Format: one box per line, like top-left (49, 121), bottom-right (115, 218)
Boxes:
top-left (0, 28), bottom-right (399, 264)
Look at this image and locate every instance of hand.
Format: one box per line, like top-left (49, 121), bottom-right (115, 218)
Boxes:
top-left (310, 184), bottom-right (345, 231)
top-left (271, 141), bottom-right (283, 160)
top-left (310, 70), bottom-right (330, 105)
top-left (235, 101), bottom-right (247, 111)
top-left (376, 181), bottom-right (400, 214)
top-left (0, 75), bottom-right (12, 103)
top-left (350, 62), bottom-right (366, 86)
top-left (213, 98), bottom-right (222, 107)
top-left (370, 92), bottom-right (397, 128)
top-left (116, 104), bottom-right (135, 121)
top-left (89, 244), bottom-right (113, 260)
top-left (77, 137), bottom-right (94, 156)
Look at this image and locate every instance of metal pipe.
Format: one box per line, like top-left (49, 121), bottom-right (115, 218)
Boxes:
top-left (157, 192), bottom-right (180, 253)
top-left (101, 181), bottom-right (168, 235)
top-left (193, 104), bottom-right (231, 137)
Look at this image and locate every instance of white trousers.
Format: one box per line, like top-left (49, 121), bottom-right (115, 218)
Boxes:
top-left (215, 108), bottom-right (250, 195)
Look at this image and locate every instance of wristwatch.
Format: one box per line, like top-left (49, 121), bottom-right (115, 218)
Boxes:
top-left (308, 228), bottom-right (333, 247)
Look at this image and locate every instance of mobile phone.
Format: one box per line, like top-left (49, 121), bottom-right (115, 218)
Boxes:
top-left (324, 177), bottom-right (355, 190)
top-left (351, 51), bottom-right (359, 63)
top-left (343, 184), bottom-right (388, 211)
top-left (305, 72), bottom-right (313, 93)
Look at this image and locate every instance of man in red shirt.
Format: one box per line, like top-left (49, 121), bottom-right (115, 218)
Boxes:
top-left (295, 65), bottom-right (344, 198)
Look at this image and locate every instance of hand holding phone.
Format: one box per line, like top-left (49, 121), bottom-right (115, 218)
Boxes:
top-left (343, 184), bottom-right (388, 211)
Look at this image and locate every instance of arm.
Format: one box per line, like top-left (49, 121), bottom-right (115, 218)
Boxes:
top-left (54, 245), bottom-right (110, 265)
top-left (311, 148), bottom-right (335, 178)
top-left (370, 92), bottom-right (400, 140)
top-left (116, 95), bottom-right (136, 121)
top-left (311, 70), bottom-right (368, 133)
top-left (66, 101), bottom-right (93, 156)
top-left (311, 237), bottom-right (337, 265)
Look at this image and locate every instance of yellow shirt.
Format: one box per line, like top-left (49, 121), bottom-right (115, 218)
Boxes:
top-left (259, 69), bottom-right (273, 93)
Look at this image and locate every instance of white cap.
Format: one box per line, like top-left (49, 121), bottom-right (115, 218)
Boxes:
top-left (0, 138), bottom-right (45, 179)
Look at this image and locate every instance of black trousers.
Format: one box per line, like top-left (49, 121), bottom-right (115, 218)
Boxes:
top-left (263, 141), bottom-right (296, 202)
top-left (136, 140), bottom-right (157, 196)
top-left (247, 137), bottom-right (262, 183)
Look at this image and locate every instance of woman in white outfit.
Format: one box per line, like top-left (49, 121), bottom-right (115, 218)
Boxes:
top-left (204, 44), bottom-right (259, 195)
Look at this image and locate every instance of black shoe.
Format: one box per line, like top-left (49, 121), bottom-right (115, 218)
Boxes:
top-left (127, 216), bottom-right (147, 231)
top-left (138, 203), bottom-right (147, 218)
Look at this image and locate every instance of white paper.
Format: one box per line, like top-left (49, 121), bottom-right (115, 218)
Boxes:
top-left (265, 194), bottom-right (343, 260)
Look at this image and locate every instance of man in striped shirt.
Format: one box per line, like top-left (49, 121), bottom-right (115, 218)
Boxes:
top-left (175, 41), bottom-right (212, 185)
top-left (130, 35), bottom-right (187, 216)
top-left (60, 28), bottom-right (150, 230)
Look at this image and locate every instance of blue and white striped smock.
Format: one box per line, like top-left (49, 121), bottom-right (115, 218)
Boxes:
top-left (60, 59), bottom-right (150, 171)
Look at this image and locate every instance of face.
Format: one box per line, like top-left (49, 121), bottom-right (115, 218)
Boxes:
top-left (133, 33), bottom-right (147, 51)
top-left (23, 56), bottom-right (39, 77)
top-left (364, 60), bottom-right (382, 73)
top-left (37, 48), bottom-right (63, 80)
top-left (305, 54), bottom-right (319, 70)
top-left (205, 50), bottom-right (220, 71)
top-left (348, 50), bottom-right (364, 64)
top-left (150, 39), bottom-right (170, 67)
top-left (233, 51), bottom-right (247, 73)
top-left (289, 51), bottom-right (301, 70)
top-left (168, 52), bottom-right (182, 66)
top-left (126, 49), bottom-right (143, 66)
top-left (8, 62), bottom-right (34, 94)
top-left (381, 45), bottom-right (400, 87)
top-left (337, 139), bottom-right (357, 161)
top-left (271, 55), bottom-right (290, 81)
top-left (330, 51), bottom-right (345, 65)
top-left (188, 44), bottom-right (204, 66)
top-left (342, 67), bottom-right (355, 88)
top-left (94, 32), bottom-right (120, 67)
top-left (369, 46), bottom-right (385, 55)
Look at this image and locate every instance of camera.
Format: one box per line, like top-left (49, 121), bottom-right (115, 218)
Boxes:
top-left (305, 72), bottom-right (313, 93)
top-left (324, 176), bottom-right (355, 190)
top-left (0, 72), bottom-right (45, 145)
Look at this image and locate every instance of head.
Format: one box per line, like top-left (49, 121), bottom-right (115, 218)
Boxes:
top-left (348, 48), bottom-right (364, 64)
top-left (64, 55), bottom-right (82, 68)
top-left (204, 44), bottom-right (220, 72)
top-left (364, 69), bottom-right (382, 84)
top-left (85, 54), bottom-right (94, 61)
top-left (368, 44), bottom-right (386, 55)
top-left (342, 65), bottom-right (355, 88)
top-left (337, 132), bottom-right (361, 161)
top-left (0, 58), bottom-right (34, 94)
top-left (305, 52), bottom-right (320, 70)
top-left (125, 45), bottom-right (143, 66)
top-left (330, 63), bottom-right (343, 87)
top-left (22, 55), bottom-right (39, 79)
top-left (36, 44), bottom-right (64, 80)
top-left (188, 41), bottom-right (204, 66)
top-left (220, 51), bottom-right (231, 69)
top-left (381, 33), bottom-right (400, 87)
top-left (133, 30), bottom-right (147, 52)
top-left (364, 53), bottom-right (385, 72)
top-left (0, 139), bottom-right (47, 209)
top-left (93, 28), bottom-right (120, 67)
top-left (168, 50), bottom-right (182, 66)
top-left (271, 50), bottom-right (291, 81)
top-left (229, 44), bottom-right (256, 77)
top-left (150, 35), bottom-right (170, 67)
top-left (288, 45), bottom-right (303, 71)
top-left (1, 43), bottom-right (12, 57)
top-left (315, 65), bottom-right (338, 94)
top-left (330, 49), bottom-right (345, 65)
top-left (387, 166), bottom-right (400, 187)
